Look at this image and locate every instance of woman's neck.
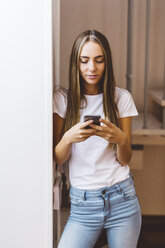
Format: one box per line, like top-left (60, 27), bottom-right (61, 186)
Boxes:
top-left (83, 82), bottom-right (102, 95)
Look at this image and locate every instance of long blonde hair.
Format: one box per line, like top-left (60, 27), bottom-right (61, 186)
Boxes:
top-left (62, 30), bottom-right (119, 135)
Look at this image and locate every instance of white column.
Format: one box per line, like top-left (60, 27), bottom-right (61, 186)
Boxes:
top-left (0, 0), bottom-right (53, 247)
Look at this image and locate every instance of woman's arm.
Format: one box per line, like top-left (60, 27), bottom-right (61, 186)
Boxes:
top-left (53, 113), bottom-right (97, 165)
top-left (117, 117), bottom-right (132, 166)
top-left (89, 117), bottom-right (132, 166)
top-left (53, 113), bottom-right (72, 165)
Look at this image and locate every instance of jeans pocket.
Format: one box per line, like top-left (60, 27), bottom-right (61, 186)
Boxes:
top-left (70, 193), bottom-right (84, 206)
top-left (122, 184), bottom-right (137, 201)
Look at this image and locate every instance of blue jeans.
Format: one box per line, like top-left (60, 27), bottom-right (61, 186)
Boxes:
top-left (58, 175), bottom-right (141, 248)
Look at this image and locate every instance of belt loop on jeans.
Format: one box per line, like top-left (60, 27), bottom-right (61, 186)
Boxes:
top-left (129, 172), bottom-right (134, 181)
top-left (117, 185), bottom-right (123, 194)
top-left (82, 190), bottom-right (86, 201)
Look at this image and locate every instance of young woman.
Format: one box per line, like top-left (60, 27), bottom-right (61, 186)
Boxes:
top-left (53, 30), bottom-right (141, 248)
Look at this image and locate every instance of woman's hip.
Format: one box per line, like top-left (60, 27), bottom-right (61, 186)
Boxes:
top-left (69, 175), bottom-right (141, 228)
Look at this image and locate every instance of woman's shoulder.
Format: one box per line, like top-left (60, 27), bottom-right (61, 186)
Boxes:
top-left (53, 85), bottom-right (68, 116)
top-left (115, 86), bottom-right (134, 105)
top-left (54, 85), bottom-right (68, 99)
top-left (115, 86), bottom-right (132, 99)
top-left (115, 86), bottom-right (138, 117)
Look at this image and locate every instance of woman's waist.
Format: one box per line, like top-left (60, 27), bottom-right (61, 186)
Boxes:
top-left (70, 173), bottom-right (133, 198)
top-left (69, 166), bottom-right (130, 190)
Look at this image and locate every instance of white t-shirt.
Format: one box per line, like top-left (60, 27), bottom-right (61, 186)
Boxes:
top-left (53, 87), bottom-right (138, 189)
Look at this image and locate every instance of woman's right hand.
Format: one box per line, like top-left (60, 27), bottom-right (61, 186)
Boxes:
top-left (63, 120), bottom-right (96, 144)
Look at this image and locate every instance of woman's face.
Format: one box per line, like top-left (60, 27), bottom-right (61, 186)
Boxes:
top-left (79, 41), bottom-right (105, 91)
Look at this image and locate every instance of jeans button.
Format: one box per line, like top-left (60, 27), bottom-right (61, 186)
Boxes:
top-left (101, 190), bottom-right (106, 195)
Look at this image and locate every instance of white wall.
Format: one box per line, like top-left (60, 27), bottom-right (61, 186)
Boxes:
top-left (0, 0), bottom-right (53, 248)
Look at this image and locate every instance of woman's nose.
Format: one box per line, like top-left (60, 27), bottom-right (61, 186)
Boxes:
top-left (88, 60), bottom-right (96, 72)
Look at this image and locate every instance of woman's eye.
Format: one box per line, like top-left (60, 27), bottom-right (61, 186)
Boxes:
top-left (79, 58), bottom-right (88, 64)
top-left (79, 57), bottom-right (104, 64)
top-left (81, 61), bottom-right (88, 64)
top-left (95, 58), bottom-right (105, 63)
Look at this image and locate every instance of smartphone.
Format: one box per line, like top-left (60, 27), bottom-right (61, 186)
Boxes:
top-left (84, 115), bottom-right (101, 129)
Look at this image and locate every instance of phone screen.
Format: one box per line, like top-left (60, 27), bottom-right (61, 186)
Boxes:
top-left (84, 115), bottom-right (101, 129)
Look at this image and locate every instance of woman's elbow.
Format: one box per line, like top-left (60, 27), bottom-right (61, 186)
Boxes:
top-left (119, 152), bottom-right (132, 166)
top-left (54, 155), bottom-right (64, 166)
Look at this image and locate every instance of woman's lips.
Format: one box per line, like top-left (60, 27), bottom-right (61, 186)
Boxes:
top-left (87, 75), bottom-right (98, 79)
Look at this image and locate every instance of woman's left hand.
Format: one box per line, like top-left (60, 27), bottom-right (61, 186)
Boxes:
top-left (89, 118), bottom-right (127, 145)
